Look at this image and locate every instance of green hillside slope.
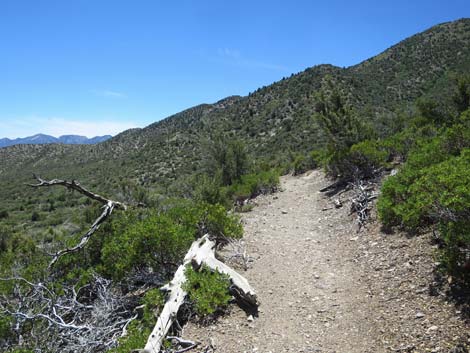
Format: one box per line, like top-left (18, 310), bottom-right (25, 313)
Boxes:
top-left (1, 18), bottom-right (470, 230)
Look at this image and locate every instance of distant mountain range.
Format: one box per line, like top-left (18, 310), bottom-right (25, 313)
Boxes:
top-left (0, 133), bottom-right (112, 148)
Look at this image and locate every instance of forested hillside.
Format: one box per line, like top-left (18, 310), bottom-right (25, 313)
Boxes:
top-left (1, 19), bottom-right (470, 196)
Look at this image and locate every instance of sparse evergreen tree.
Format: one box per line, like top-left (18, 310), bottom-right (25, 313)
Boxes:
top-left (206, 135), bottom-right (249, 186)
top-left (314, 84), bottom-right (374, 178)
top-left (453, 74), bottom-right (470, 114)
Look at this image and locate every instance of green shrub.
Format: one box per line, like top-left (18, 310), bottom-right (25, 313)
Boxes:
top-left (183, 265), bottom-right (231, 317)
top-left (141, 288), bottom-right (165, 327)
top-left (410, 150), bottom-right (470, 223)
top-left (439, 221), bottom-right (470, 282)
top-left (164, 200), bottom-right (243, 239)
top-left (0, 316), bottom-right (12, 341)
top-left (31, 211), bottom-right (40, 222)
top-left (206, 137), bottom-right (249, 186)
top-left (378, 121), bottom-right (467, 228)
top-left (349, 139), bottom-right (390, 177)
top-left (292, 153), bottom-right (317, 175)
top-left (200, 203), bottom-right (243, 239)
top-left (193, 173), bottom-right (227, 206)
top-left (309, 148), bottom-right (328, 168)
top-left (378, 146), bottom-right (468, 230)
top-left (108, 288), bottom-right (165, 353)
top-left (314, 85), bottom-right (376, 179)
top-left (378, 147), bottom-right (470, 281)
top-left (100, 211), bottom-right (195, 280)
top-left (108, 321), bottom-right (151, 353)
top-left (99, 201), bottom-right (242, 280)
top-left (226, 170), bottom-right (280, 202)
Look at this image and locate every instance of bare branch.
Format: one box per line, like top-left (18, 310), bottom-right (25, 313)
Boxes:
top-left (0, 274), bottom-right (137, 353)
top-left (28, 174), bottom-right (126, 210)
top-left (349, 180), bottom-right (378, 230)
top-left (49, 200), bottom-right (115, 267)
top-left (28, 174), bottom-right (127, 267)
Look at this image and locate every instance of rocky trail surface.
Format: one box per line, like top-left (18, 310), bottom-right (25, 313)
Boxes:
top-left (184, 171), bottom-right (469, 353)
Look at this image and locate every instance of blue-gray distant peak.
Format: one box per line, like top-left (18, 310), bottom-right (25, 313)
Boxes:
top-left (0, 134), bottom-right (112, 148)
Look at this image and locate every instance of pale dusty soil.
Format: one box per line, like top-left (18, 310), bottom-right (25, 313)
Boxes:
top-left (183, 171), bottom-right (469, 353)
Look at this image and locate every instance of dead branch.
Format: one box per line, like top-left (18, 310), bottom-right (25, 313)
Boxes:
top-left (28, 174), bottom-right (126, 209)
top-left (167, 336), bottom-right (199, 353)
top-left (28, 174), bottom-right (126, 267)
top-left (349, 180), bottom-right (378, 230)
top-left (142, 234), bottom-right (258, 353)
top-left (0, 274), bottom-right (138, 353)
top-left (223, 238), bottom-right (252, 271)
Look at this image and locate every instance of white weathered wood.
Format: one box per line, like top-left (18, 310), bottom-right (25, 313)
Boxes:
top-left (192, 237), bottom-right (257, 307)
top-left (142, 235), bottom-right (258, 353)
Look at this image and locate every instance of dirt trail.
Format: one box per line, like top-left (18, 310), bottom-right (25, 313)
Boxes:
top-left (185, 171), bottom-right (383, 352)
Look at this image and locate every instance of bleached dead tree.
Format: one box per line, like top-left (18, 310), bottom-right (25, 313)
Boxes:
top-left (141, 234), bottom-right (258, 353)
top-left (0, 274), bottom-right (138, 353)
top-left (21, 175), bottom-right (258, 353)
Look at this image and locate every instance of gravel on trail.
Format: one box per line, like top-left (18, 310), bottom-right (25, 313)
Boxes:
top-left (183, 171), bottom-right (469, 353)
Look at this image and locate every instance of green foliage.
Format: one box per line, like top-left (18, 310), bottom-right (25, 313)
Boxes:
top-left (164, 200), bottom-right (243, 239)
top-left (349, 140), bottom-right (390, 177)
top-left (378, 122), bottom-right (470, 282)
top-left (314, 84), bottom-right (375, 179)
top-left (415, 97), bottom-right (448, 126)
top-left (292, 153), bottom-right (318, 175)
top-left (100, 210), bottom-right (195, 280)
top-left (377, 82), bottom-right (470, 281)
top-left (141, 288), bottom-right (165, 327)
top-left (453, 74), bottom-right (470, 114)
top-left (225, 170), bottom-right (280, 202)
top-left (193, 173), bottom-right (226, 205)
top-left (0, 316), bottom-right (12, 341)
top-left (0, 225), bottom-right (11, 253)
top-left (108, 287), bottom-right (165, 353)
top-left (31, 211), bottom-right (40, 222)
top-left (99, 201), bottom-right (242, 281)
top-left (207, 137), bottom-right (249, 186)
top-left (378, 134), bottom-right (470, 229)
top-left (438, 221), bottom-right (470, 282)
top-left (108, 321), bottom-right (151, 353)
top-left (183, 265), bottom-right (231, 317)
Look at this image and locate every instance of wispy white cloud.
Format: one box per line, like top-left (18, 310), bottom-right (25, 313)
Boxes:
top-left (91, 89), bottom-right (127, 98)
top-left (217, 47), bottom-right (241, 59)
top-left (0, 116), bottom-right (138, 139)
top-left (213, 47), bottom-right (288, 72)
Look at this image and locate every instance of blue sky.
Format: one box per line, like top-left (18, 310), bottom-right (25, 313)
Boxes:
top-left (0, 0), bottom-right (468, 138)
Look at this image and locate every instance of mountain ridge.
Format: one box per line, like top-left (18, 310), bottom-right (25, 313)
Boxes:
top-left (0, 133), bottom-right (112, 148)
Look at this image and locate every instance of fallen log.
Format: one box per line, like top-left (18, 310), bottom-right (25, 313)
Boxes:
top-left (141, 234), bottom-right (258, 353)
